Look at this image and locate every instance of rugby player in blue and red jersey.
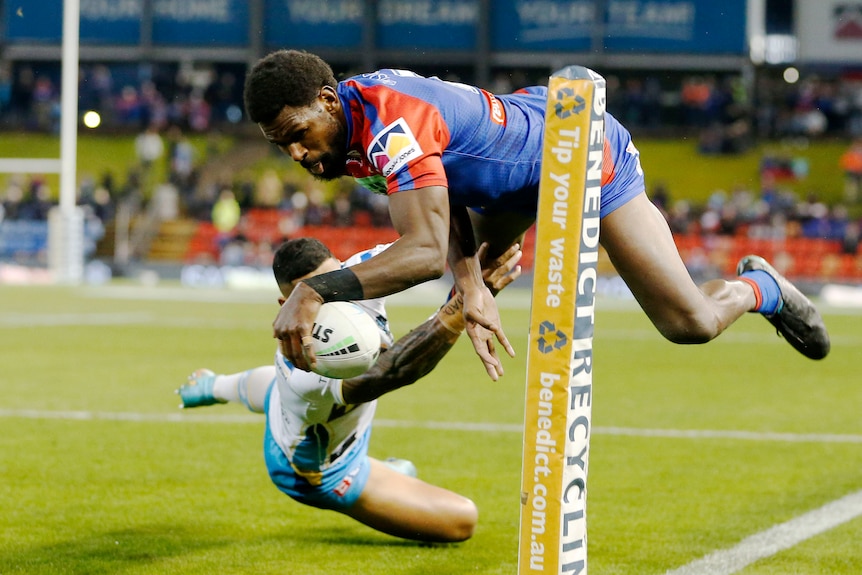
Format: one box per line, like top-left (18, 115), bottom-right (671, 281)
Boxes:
top-left (243, 50), bottom-right (830, 378)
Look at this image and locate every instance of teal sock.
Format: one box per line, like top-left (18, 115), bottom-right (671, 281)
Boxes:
top-left (740, 270), bottom-right (782, 315)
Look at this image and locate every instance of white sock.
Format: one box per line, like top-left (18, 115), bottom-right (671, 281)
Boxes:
top-left (212, 366), bottom-right (276, 413)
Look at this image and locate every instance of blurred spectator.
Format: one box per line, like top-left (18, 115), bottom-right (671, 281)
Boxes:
top-left (88, 185), bottom-right (115, 223)
top-left (140, 80), bottom-right (168, 129)
top-left (681, 76), bottom-right (713, 127)
top-left (255, 169), bottom-right (283, 208)
top-left (288, 187), bottom-right (308, 226)
top-left (839, 137), bottom-right (862, 203)
top-left (18, 179), bottom-right (54, 220)
top-left (2, 176), bottom-right (24, 220)
top-left (187, 89), bottom-right (212, 132)
top-left (231, 173), bottom-right (255, 212)
top-left (667, 199), bottom-right (694, 235)
top-left (88, 65), bottom-right (114, 116)
top-left (134, 123), bottom-right (165, 195)
top-left (842, 220), bottom-right (861, 255)
top-left (331, 190), bottom-right (352, 227)
top-left (800, 201), bottom-right (832, 239)
top-left (135, 123), bottom-right (165, 170)
top-left (212, 189), bottom-right (241, 234)
top-left (219, 234), bottom-right (248, 266)
top-left (116, 85), bottom-right (143, 125)
top-left (32, 76), bottom-right (58, 132)
top-left (100, 170), bottom-right (117, 198)
top-left (206, 71), bottom-right (240, 123)
top-left (787, 78), bottom-right (829, 137)
top-left (0, 64), bottom-right (11, 119)
top-left (849, 80), bottom-right (862, 137)
top-left (166, 125), bottom-right (196, 190)
top-left (368, 191), bottom-right (391, 227)
top-left (303, 184), bottom-right (330, 226)
top-left (649, 181), bottom-right (670, 217)
top-left (150, 182), bottom-right (180, 221)
top-left (9, 65), bottom-right (34, 125)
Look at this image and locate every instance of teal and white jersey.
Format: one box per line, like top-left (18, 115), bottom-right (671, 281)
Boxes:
top-left (268, 243), bottom-right (395, 480)
top-left (339, 243), bottom-right (395, 348)
top-left (269, 356), bottom-right (375, 479)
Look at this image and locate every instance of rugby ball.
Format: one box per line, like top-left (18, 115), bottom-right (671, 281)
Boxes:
top-left (310, 301), bottom-right (381, 379)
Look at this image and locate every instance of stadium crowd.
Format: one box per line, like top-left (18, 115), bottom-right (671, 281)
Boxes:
top-left (2, 61), bottom-right (862, 140)
top-left (3, 147), bottom-right (859, 274)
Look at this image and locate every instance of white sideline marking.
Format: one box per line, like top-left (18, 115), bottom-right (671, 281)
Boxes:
top-left (0, 312), bottom-right (153, 326)
top-left (2, 409), bottom-right (862, 445)
top-left (597, 426), bottom-right (862, 444)
top-left (0, 408), bottom-right (260, 423)
top-left (665, 489), bottom-right (862, 575)
top-left (3, 313), bottom-right (861, 348)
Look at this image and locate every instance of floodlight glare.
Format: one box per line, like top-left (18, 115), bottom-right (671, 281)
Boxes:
top-left (783, 67), bottom-right (800, 84)
top-left (83, 111), bottom-right (101, 129)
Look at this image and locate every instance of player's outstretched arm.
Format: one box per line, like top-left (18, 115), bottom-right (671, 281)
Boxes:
top-left (341, 243), bottom-right (522, 404)
top-left (340, 296), bottom-right (462, 404)
top-left (448, 206), bottom-right (516, 381)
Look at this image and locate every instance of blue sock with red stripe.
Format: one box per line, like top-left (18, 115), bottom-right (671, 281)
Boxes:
top-left (739, 270), bottom-right (782, 315)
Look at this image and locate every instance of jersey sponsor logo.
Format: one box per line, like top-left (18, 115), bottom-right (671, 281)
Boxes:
top-left (483, 90), bottom-right (507, 126)
top-left (367, 118), bottom-right (423, 177)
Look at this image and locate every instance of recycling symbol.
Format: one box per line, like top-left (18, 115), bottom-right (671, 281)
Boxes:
top-left (536, 320), bottom-right (568, 353)
top-left (554, 88), bottom-right (586, 119)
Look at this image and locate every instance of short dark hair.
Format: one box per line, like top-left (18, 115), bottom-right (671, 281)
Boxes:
top-left (272, 237), bottom-right (334, 286)
top-left (244, 50), bottom-right (338, 124)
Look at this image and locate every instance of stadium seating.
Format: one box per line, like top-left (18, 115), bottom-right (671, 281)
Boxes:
top-left (174, 210), bottom-right (862, 283)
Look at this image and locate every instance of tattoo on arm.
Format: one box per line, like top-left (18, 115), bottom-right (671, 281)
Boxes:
top-left (340, 317), bottom-right (459, 405)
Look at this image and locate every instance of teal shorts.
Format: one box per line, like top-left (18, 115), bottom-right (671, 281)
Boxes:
top-left (263, 384), bottom-right (372, 511)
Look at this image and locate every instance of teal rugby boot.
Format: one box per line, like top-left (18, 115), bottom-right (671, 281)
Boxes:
top-left (177, 369), bottom-right (225, 408)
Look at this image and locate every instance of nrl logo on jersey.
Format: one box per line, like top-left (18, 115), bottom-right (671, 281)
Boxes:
top-left (368, 118), bottom-right (423, 177)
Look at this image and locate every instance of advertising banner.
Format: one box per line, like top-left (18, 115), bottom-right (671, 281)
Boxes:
top-left (490, 0), bottom-right (745, 54)
top-left (604, 0), bottom-right (746, 54)
top-left (4, 0), bottom-right (140, 44)
top-left (264, 0), bottom-right (364, 50)
top-left (152, 0), bottom-right (248, 46)
top-left (376, 0), bottom-right (478, 50)
top-left (796, 1), bottom-right (862, 64)
top-left (4, 0), bottom-right (248, 46)
top-left (491, 0), bottom-right (595, 51)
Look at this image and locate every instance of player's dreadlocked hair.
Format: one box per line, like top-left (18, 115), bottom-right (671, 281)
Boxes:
top-left (273, 237), bottom-right (335, 287)
top-left (244, 50), bottom-right (338, 124)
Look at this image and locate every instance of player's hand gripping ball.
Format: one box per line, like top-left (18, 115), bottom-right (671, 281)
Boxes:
top-left (309, 302), bottom-right (381, 379)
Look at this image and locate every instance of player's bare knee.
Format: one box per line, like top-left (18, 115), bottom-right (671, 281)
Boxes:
top-left (655, 310), bottom-right (719, 344)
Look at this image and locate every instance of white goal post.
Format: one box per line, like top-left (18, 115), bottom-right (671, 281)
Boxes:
top-left (0, 0), bottom-right (84, 283)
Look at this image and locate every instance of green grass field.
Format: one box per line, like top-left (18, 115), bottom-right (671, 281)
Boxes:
top-left (1, 282), bottom-right (859, 574)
